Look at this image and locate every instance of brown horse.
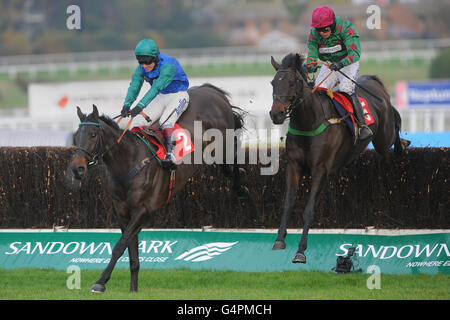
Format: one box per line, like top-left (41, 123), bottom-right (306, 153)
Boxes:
top-left (269, 53), bottom-right (409, 263)
top-left (70, 84), bottom-right (247, 292)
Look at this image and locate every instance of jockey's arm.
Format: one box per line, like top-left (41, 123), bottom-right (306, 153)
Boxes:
top-left (306, 30), bottom-right (320, 72)
top-left (135, 64), bottom-right (176, 109)
top-left (340, 24), bottom-right (361, 67)
top-left (123, 66), bottom-right (145, 108)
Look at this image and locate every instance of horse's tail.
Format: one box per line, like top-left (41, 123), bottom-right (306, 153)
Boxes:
top-left (393, 106), bottom-right (406, 155)
top-left (231, 106), bottom-right (245, 131)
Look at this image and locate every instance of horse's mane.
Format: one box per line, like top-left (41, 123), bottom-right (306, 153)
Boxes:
top-left (281, 53), bottom-right (308, 82)
top-left (99, 114), bottom-right (121, 130)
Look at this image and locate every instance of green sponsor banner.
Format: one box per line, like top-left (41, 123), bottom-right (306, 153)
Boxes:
top-left (0, 230), bottom-right (449, 274)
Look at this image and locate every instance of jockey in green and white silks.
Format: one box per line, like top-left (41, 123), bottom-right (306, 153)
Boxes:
top-left (306, 6), bottom-right (372, 140)
top-left (121, 38), bottom-right (190, 167)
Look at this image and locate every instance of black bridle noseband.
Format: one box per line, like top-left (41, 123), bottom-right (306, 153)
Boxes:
top-left (272, 69), bottom-right (308, 117)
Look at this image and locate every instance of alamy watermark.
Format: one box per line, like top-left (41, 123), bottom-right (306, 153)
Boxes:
top-left (66, 5), bottom-right (81, 30)
top-left (66, 265), bottom-right (81, 290)
top-left (366, 5), bottom-right (381, 30)
top-left (366, 265), bottom-right (381, 290)
top-left (161, 121), bottom-right (280, 176)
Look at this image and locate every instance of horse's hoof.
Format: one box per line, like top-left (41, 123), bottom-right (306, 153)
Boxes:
top-left (90, 283), bottom-right (106, 293)
top-left (237, 186), bottom-right (249, 200)
top-left (292, 253), bottom-right (306, 264)
top-left (272, 240), bottom-right (286, 250)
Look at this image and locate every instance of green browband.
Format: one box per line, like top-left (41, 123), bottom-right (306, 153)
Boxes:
top-left (79, 122), bottom-right (101, 127)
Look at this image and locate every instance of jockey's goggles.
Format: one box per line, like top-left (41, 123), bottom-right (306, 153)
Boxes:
top-left (136, 55), bottom-right (157, 65)
top-left (316, 26), bottom-right (332, 33)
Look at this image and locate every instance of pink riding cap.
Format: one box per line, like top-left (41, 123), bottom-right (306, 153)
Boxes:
top-left (311, 6), bottom-right (335, 28)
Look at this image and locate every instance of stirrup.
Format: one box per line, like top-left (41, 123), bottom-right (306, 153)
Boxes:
top-left (357, 125), bottom-right (373, 140)
top-left (161, 154), bottom-right (176, 169)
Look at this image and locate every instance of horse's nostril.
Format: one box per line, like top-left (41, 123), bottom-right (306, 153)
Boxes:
top-left (72, 165), bottom-right (86, 179)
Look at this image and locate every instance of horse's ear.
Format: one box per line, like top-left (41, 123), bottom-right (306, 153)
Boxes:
top-left (271, 56), bottom-right (280, 71)
top-left (92, 104), bottom-right (99, 120)
top-left (77, 106), bottom-right (86, 121)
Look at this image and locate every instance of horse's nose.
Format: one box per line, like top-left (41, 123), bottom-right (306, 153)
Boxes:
top-left (270, 108), bottom-right (285, 125)
top-left (72, 165), bottom-right (86, 180)
top-left (70, 155), bottom-right (88, 180)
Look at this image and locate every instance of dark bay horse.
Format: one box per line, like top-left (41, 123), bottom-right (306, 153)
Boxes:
top-left (70, 84), bottom-right (247, 292)
top-left (269, 53), bottom-right (410, 263)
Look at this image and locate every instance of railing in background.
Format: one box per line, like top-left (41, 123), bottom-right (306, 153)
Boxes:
top-left (1, 38), bottom-right (449, 78)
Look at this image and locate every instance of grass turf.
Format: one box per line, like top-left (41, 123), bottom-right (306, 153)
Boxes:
top-left (0, 268), bottom-right (448, 300)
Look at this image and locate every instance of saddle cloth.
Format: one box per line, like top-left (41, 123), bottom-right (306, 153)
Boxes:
top-left (317, 87), bottom-right (375, 135)
top-left (130, 123), bottom-right (194, 161)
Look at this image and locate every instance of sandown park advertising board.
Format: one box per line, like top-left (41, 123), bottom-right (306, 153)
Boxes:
top-left (0, 230), bottom-right (448, 275)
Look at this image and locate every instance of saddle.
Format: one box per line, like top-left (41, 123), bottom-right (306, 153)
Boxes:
top-left (130, 123), bottom-right (194, 162)
top-left (131, 125), bottom-right (166, 160)
top-left (317, 87), bottom-right (375, 136)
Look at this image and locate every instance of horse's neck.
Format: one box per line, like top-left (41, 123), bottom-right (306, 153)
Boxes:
top-left (290, 89), bottom-right (326, 131)
top-left (101, 125), bottom-right (139, 177)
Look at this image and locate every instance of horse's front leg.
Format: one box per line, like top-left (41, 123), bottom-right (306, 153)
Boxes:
top-left (91, 207), bottom-right (147, 293)
top-left (128, 234), bottom-right (140, 292)
top-left (293, 166), bottom-right (327, 263)
top-left (272, 160), bottom-right (301, 250)
top-left (115, 204), bottom-right (140, 292)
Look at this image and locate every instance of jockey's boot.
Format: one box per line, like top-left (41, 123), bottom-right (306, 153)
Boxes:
top-left (161, 128), bottom-right (176, 169)
top-left (351, 93), bottom-right (373, 140)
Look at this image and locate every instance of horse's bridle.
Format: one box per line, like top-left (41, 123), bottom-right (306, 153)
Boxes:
top-left (75, 121), bottom-right (111, 167)
top-left (272, 68), bottom-right (312, 117)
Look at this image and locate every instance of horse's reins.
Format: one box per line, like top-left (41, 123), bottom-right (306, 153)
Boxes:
top-left (116, 110), bottom-right (151, 143)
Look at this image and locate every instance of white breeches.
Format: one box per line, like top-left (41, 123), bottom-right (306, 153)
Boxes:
top-left (132, 91), bottom-right (189, 129)
top-left (315, 61), bottom-right (360, 95)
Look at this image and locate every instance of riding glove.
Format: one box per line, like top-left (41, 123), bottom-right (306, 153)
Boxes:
top-left (329, 61), bottom-right (344, 71)
top-left (120, 105), bottom-right (130, 117)
top-left (130, 105), bottom-right (143, 118)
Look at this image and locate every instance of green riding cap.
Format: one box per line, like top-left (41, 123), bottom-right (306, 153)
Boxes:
top-left (135, 38), bottom-right (160, 57)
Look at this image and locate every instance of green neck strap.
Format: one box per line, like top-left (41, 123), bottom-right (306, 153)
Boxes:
top-left (288, 123), bottom-right (328, 137)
